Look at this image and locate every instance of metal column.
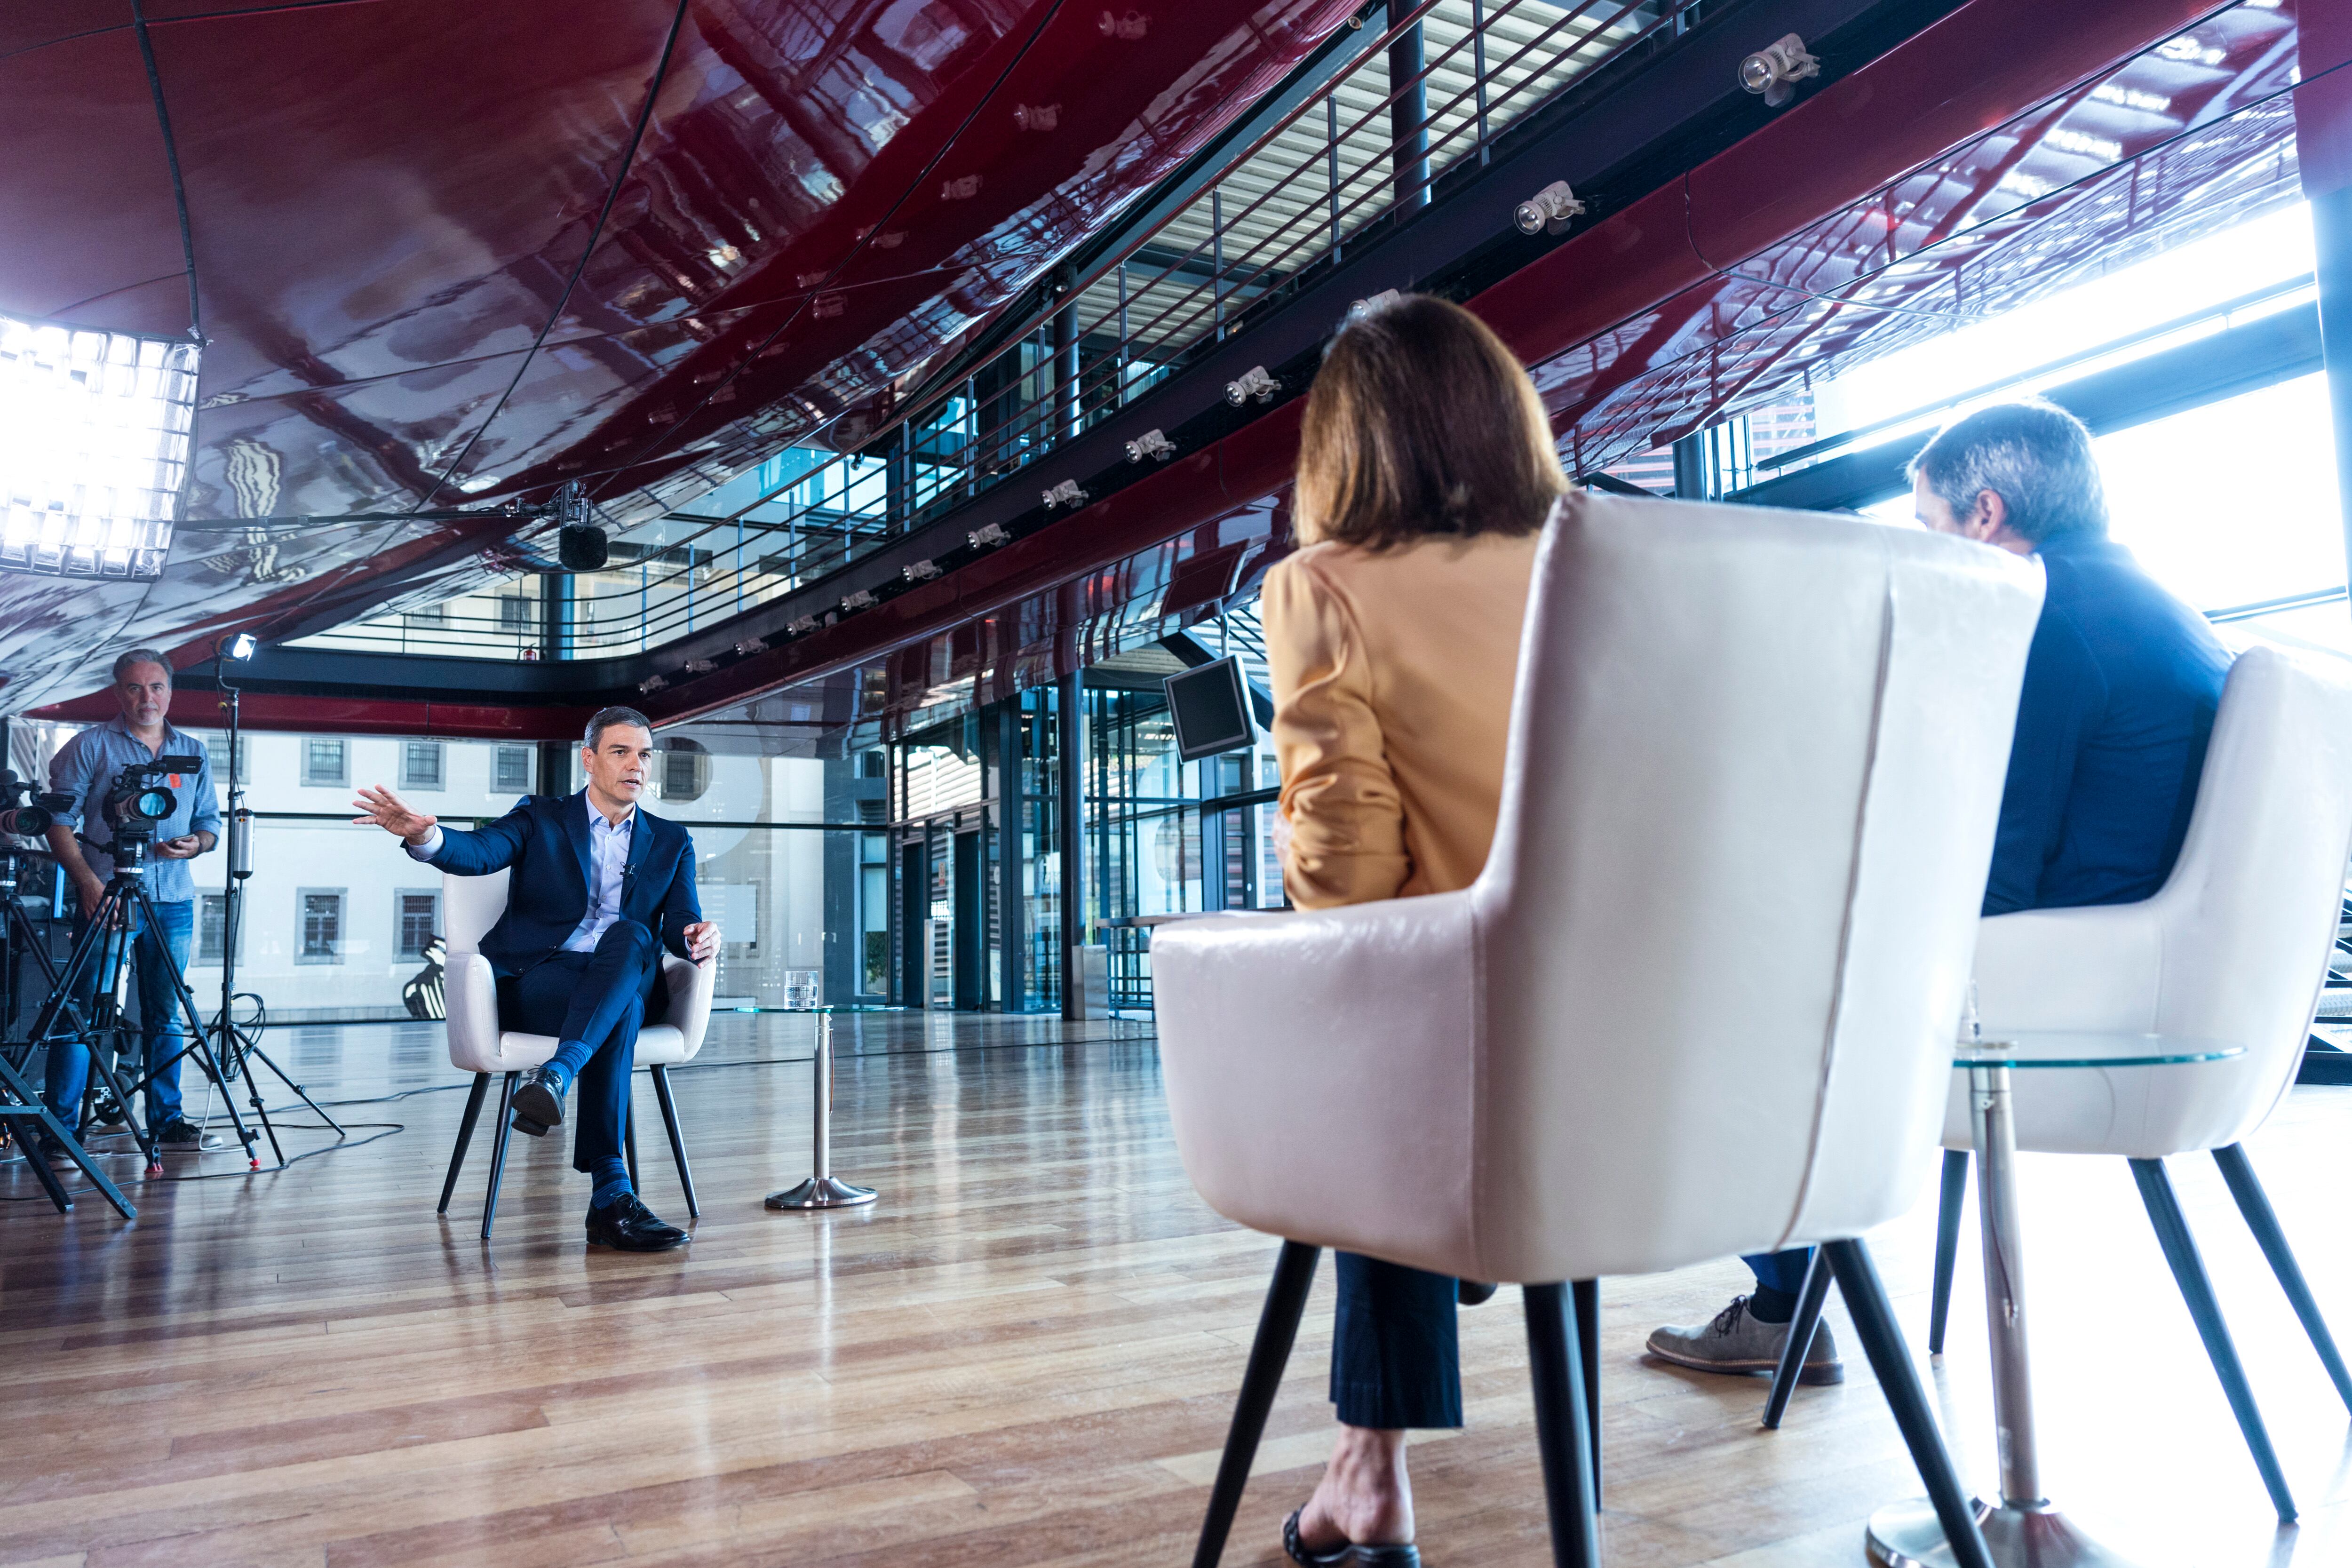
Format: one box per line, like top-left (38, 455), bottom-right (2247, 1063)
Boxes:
top-left (1052, 265), bottom-right (1081, 442)
top-left (1389, 6), bottom-right (1428, 218)
top-left (1057, 669), bottom-right (1086, 1020)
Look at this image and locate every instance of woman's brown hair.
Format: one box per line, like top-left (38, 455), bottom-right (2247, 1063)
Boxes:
top-left (1294, 294), bottom-right (1566, 549)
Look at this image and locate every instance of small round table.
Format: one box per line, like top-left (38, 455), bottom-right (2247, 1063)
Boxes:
top-left (726, 1003), bottom-right (900, 1211)
top-left (1867, 1031), bottom-right (2243, 1568)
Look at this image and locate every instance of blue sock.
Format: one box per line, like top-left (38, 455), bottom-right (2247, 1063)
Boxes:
top-left (545, 1038), bottom-right (594, 1092)
top-left (589, 1156), bottom-right (632, 1210)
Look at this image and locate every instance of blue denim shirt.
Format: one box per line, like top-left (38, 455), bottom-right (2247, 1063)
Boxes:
top-left (47, 716), bottom-right (221, 905)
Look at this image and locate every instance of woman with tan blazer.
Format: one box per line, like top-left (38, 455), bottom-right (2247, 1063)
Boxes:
top-left (1268, 296), bottom-right (1565, 1566)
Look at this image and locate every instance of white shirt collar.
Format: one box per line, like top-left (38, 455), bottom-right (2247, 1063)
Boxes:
top-left (585, 793), bottom-right (636, 833)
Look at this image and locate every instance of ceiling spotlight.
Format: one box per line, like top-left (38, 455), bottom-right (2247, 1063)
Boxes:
top-left (683, 657), bottom-right (716, 674)
top-left (902, 559), bottom-right (942, 582)
top-left (1125, 429), bottom-right (1176, 463)
top-left (1740, 33), bottom-right (1819, 107)
top-left (639, 675), bottom-right (669, 694)
top-left (734, 636), bottom-right (768, 656)
top-left (1346, 290), bottom-right (1400, 321)
top-left (1513, 181), bottom-right (1587, 236)
top-left (968, 522), bottom-right (1010, 549)
top-left (0, 312), bottom-right (199, 581)
top-left (1042, 479), bottom-right (1089, 510)
top-left (841, 589), bottom-right (877, 612)
top-left (788, 614), bottom-right (820, 636)
top-left (1224, 366), bottom-right (1279, 406)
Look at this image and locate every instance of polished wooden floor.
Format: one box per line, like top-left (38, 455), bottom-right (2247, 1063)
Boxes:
top-left (4, 1012), bottom-right (2352, 1567)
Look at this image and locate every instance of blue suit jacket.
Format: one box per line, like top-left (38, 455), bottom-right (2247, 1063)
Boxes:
top-left (1985, 531), bottom-right (2230, 915)
top-left (427, 792), bottom-right (702, 975)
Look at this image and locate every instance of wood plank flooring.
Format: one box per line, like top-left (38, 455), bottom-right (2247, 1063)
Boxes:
top-left (4, 1012), bottom-right (2351, 1566)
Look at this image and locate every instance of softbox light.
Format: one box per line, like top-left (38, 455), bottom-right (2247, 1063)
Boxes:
top-left (0, 312), bottom-right (200, 580)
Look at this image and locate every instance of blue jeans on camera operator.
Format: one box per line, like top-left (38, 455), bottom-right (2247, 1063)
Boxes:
top-left (43, 899), bottom-right (194, 1131)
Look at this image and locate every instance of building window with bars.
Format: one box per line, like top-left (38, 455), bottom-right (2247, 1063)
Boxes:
top-left (400, 740), bottom-right (444, 791)
top-left (498, 595), bottom-right (535, 632)
top-left (494, 745), bottom-right (532, 796)
top-left (661, 746), bottom-right (707, 803)
top-left (394, 890), bottom-right (439, 959)
top-left (196, 891), bottom-right (244, 965)
top-left (302, 737), bottom-right (346, 787)
top-left (296, 889), bottom-right (345, 964)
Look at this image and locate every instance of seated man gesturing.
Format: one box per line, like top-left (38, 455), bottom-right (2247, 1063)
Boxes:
top-left (354, 706), bottom-right (718, 1252)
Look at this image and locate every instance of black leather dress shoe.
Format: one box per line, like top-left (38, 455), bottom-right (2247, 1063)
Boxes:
top-left (585, 1193), bottom-right (690, 1252)
top-left (509, 1067), bottom-right (565, 1137)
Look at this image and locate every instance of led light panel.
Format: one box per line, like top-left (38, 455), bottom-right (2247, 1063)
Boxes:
top-left (0, 312), bottom-right (199, 579)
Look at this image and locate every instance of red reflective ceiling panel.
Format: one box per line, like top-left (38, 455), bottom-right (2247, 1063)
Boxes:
top-left (0, 573), bottom-right (157, 710)
top-left (148, 2), bottom-right (681, 415)
top-left (0, 29), bottom-right (185, 326)
top-left (0, 3), bottom-right (123, 62)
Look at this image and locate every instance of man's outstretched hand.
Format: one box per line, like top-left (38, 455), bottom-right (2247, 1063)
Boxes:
top-left (682, 921), bottom-right (720, 963)
top-left (351, 786), bottom-right (439, 846)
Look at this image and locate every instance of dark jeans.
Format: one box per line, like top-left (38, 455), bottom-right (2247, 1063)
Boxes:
top-left (44, 899), bottom-right (192, 1130)
top-left (1332, 1252), bottom-right (1462, 1429)
top-left (504, 919), bottom-right (662, 1175)
top-left (1746, 1247), bottom-right (1813, 1298)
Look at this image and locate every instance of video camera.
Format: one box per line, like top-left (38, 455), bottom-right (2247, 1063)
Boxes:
top-left (101, 755), bottom-right (203, 840)
top-left (0, 770), bottom-right (73, 838)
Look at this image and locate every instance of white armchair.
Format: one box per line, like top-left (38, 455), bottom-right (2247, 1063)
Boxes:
top-left (433, 867), bottom-right (716, 1238)
top-left (1152, 493), bottom-right (2042, 1568)
top-left (1772, 644), bottom-right (2352, 1523)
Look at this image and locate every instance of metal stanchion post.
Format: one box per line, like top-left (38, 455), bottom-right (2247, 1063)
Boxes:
top-left (765, 1010), bottom-right (875, 1210)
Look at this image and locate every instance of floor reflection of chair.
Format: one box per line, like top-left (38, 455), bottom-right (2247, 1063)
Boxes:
top-left (1152, 494), bottom-right (2042, 1568)
top-left (1766, 645), bottom-right (2352, 1525)
top-left (431, 868), bottom-right (715, 1238)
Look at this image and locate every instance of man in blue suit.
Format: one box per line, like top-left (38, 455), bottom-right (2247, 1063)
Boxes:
top-left (1649, 400), bottom-right (2231, 1381)
top-left (354, 706), bottom-right (718, 1251)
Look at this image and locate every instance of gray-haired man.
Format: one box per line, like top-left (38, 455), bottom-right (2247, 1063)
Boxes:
top-left (40, 650), bottom-right (220, 1158)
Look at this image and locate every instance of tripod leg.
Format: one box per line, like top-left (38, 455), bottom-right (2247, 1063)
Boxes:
top-left (0, 1049), bottom-right (135, 1220)
top-left (80, 1031), bottom-right (156, 1170)
top-left (483, 1073), bottom-right (518, 1241)
top-left (4, 1113), bottom-right (75, 1212)
top-left (137, 886), bottom-right (265, 1167)
top-left (439, 1073), bottom-right (490, 1215)
top-left (241, 1042), bottom-right (344, 1135)
top-left (651, 1065), bottom-right (698, 1218)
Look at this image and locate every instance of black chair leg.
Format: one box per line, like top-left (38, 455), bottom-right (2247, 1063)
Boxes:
top-left (481, 1072), bottom-right (517, 1242)
top-left (1525, 1282), bottom-right (1601, 1568)
top-left (1573, 1278), bottom-right (1600, 1508)
top-left (2214, 1143), bottom-right (2352, 1417)
top-left (2131, 1156), bottom-right (2297, 1521)
top-left (1763, 1249), bottom-right (1834, 1430)
top-left (1929, 1148), bottom-right (1971, 1354)
top-left (624, 1102), bottom-right (640, 1191)
top-left (1820, 1240), bottom-right (1994, 1568)
top-left (1192, 1241), bottom-right (1320, 1568)
top-left (652, 1064), bottom-right (699, 1218)
top-left (437, 1073), bottom-right (490, 1216)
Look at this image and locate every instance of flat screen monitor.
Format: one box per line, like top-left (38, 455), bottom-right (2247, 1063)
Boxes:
top-left (1164, 656), bottom-right (1255, 761)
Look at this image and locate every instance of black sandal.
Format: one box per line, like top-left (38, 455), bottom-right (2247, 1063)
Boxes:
top-left (1284, 1509), bottom-right (1423, 1566)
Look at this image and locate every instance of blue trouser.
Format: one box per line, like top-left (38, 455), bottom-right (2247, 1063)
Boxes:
top-left (506, 919), bottom-right (660, 1176)
top-left (1332, 1253), bottom-right (1462, 1429)
top-left (44, 899), bottom-right (193, 1130)
top-left (1746, 1247), bottom-right (1814, 1298)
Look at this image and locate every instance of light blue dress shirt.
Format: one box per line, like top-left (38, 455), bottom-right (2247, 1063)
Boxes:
top-left (407, 793), bottom-right (635, 953)
top-left (48, 717), bottom-right (221, 905)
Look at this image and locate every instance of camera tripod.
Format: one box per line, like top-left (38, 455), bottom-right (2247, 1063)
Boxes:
top-left (0, 846), bottom-right (139, 1218)
top-left (23, 831), bottom-right (271, 1172)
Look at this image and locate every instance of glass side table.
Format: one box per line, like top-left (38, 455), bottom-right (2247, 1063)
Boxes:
top-left (720, 1004), bottom-right (903, 1211)
top-left (1868, 1032), bottom-right (2244, 1568)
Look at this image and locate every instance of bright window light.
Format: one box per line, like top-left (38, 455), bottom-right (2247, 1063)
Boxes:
top-left (0, 312), bottom-right (199, 579)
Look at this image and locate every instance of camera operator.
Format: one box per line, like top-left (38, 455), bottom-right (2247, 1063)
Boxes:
top-left (35, 649), bottom-right (221, 1162)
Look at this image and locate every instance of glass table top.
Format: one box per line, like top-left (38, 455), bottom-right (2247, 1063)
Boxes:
top-left (719, 1003), bottom-right (906, 1015)
top-left (1952, 1030), bottom-right (2244, 1070)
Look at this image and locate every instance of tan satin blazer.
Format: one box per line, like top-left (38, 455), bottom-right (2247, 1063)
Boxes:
top-left (1264, 527), bottom-right (1541, 908)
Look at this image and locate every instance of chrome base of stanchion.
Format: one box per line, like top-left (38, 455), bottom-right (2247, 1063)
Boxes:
top-left (1867, 1497), bottom-right (2139, 1568)
top-left (764, 1176), bottom-right (877, 1210)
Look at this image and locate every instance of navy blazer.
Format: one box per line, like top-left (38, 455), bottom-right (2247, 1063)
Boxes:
top-left (427, 791), bottom-right (702, 974)
top-left (1985, 531), bottom-right (2230, 915)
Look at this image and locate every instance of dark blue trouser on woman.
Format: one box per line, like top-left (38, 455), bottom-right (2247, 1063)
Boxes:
top-left (1332, 1252), bottom-right (1462, 1429)
top-left (506, 918), bottom-right (661, 1176)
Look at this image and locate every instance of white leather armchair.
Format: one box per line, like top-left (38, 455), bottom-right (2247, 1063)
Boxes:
top-left (1153, 493), bottom-right (2042, 1568)
top-left (1838, 644), bottom-right (2352, 1523)
top-left (433, 867), bottom-right (717, 1238)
